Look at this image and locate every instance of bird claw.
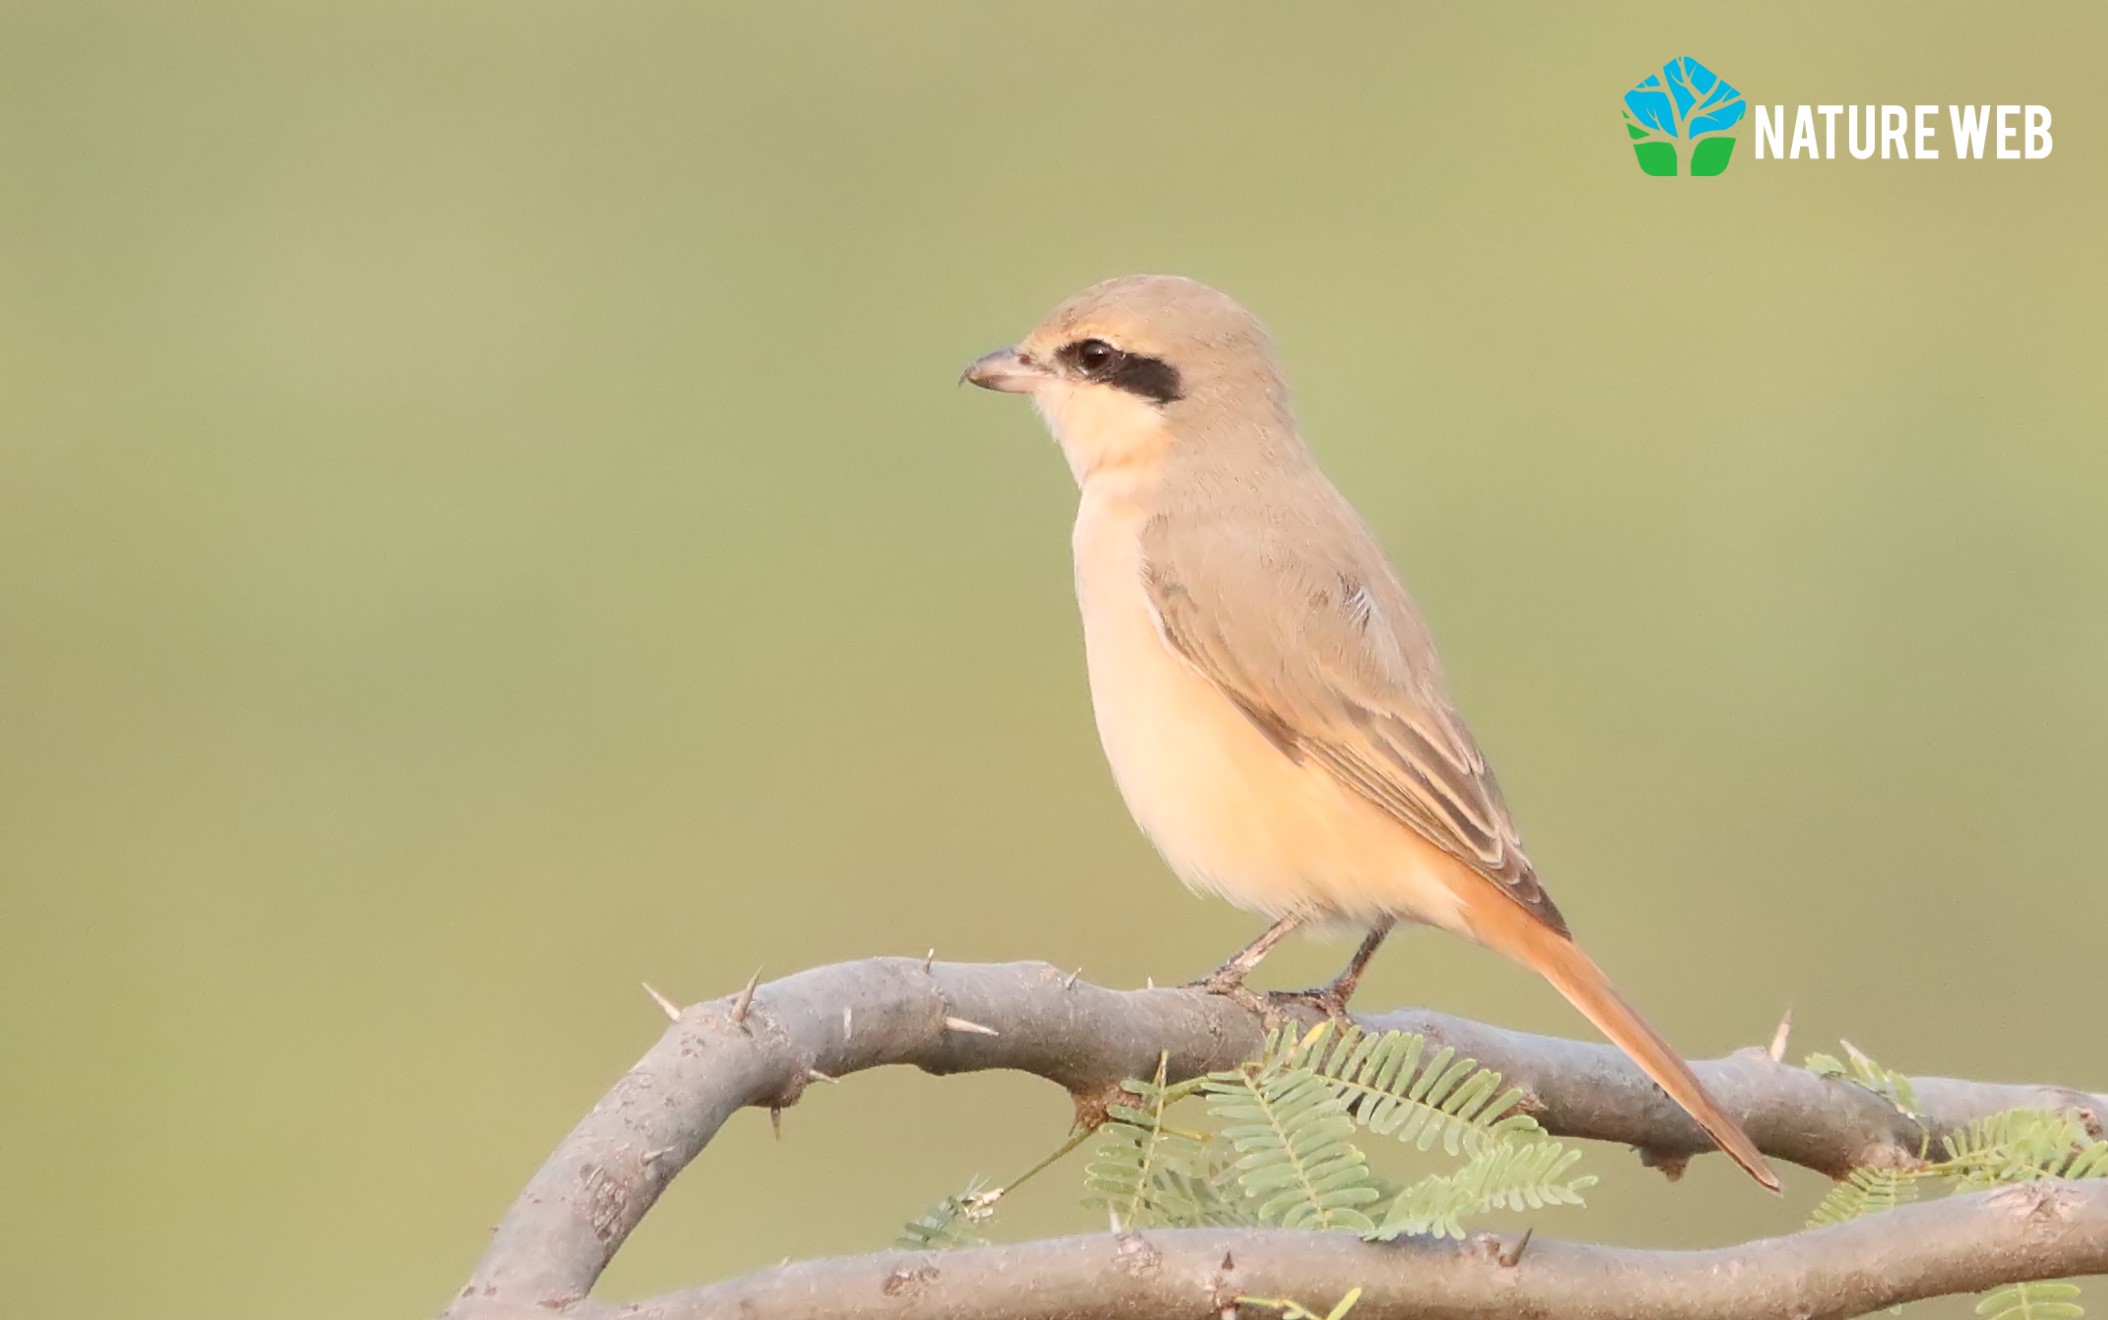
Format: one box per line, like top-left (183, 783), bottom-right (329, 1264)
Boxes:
top-left (1265, 984), bottom-right (1355, 1029)
top-left (1185, 974), bottom-right (1290, 1030)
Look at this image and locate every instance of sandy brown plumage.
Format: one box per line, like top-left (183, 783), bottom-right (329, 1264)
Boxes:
top-left (964, 274), bottom-right (1778, 1191)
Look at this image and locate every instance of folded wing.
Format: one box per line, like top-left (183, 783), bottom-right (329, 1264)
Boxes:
top-left (1139, 508), bottom-right (1568, 936)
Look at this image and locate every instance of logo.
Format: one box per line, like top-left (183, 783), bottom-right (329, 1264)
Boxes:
top-left (1753, 103), bottom-right (2052, 161)
top-left (1621, 57), bottom-right (1746, 177)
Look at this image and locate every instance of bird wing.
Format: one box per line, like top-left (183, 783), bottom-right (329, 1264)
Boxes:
top-left (1139, 504), bottom-right (1568, 936)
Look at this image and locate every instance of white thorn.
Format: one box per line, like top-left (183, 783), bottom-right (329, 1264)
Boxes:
top-left (642, 982), bottom-right (682, 1021)
top-left (1064, 966), bottom-right (1082, 990)
top-left (944, 1016), bottom-right (1000, 1036)
top-left (806, 1068), bottom-right (839, 1084)
top-left (924, 948), bottom-right (937, 972)
top-left (1768, 1006), bottom-right (1794, 1062)
top-left (731, 967), bottom-right (763, 1029)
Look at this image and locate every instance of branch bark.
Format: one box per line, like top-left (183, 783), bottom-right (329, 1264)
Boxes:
top-left (629, 1185), bottom-right (2108, 1320)
top-left (440, 957), bottom-right (2108, 1320)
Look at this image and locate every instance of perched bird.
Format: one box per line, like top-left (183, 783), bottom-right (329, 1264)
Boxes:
top-left (962, 274), bottom-right (1778, 1191)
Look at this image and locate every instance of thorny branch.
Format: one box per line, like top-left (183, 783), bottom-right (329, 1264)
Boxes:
top-left (440, 957), bottom-right (2108, 1320)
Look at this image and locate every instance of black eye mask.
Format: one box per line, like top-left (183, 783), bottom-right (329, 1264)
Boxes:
top-left (1056, 338), bottom-right (1184, 405)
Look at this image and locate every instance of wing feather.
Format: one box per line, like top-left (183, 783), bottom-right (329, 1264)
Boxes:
top-left (1140, 511), bottom-right (1568, 936)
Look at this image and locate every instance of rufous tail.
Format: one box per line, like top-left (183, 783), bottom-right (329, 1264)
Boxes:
top-left (1465, 898), bottom-right (1781, 1192)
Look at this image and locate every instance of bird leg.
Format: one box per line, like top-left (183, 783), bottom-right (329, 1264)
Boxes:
top-left (1268, 919), bottom-right (1393, 1025)
top-left (1188, 913), bottom-right (1304, 991)
top-left (1184, 913), bottom-right (1306, 1020)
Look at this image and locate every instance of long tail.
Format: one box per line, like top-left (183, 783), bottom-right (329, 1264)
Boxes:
top-left (1464, 897), bottom-right (1781, 1192)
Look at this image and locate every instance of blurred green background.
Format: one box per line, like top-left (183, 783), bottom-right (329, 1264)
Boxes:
top-left (3, 4), bottom-right (2104, 1317)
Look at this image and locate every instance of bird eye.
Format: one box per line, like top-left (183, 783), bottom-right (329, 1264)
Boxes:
top-left (1073, 339), bottom-right (1117, 374)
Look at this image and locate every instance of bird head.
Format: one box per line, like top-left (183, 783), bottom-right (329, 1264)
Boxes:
top-left (962, 275), bottom-right (1291, 481)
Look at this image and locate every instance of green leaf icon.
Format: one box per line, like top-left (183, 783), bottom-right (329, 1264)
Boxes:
top-left (1631, 141), bottom-right (1678, 177)
top-left (1690, 136), bottom-right (1736, 176)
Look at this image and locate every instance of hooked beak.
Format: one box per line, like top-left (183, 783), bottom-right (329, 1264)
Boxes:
top-left (960, 346), bottom-right (1054, 394)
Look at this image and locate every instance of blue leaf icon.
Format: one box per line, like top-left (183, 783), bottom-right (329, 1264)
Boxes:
top-left (1620, 56), bottom-right (1745, 176)
top-left (1623, 74), bottom-right (1676, 135)
top-left (1672, 57), bottom-right (1745, 134)
top-left (1622, 57), bottom-right (1745, 140)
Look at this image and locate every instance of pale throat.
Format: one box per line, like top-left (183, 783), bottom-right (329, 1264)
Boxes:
top-left (1032, 381), bottom-right (1175, 486)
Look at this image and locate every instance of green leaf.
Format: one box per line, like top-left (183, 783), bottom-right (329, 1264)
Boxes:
top-left (896, 1179), bottom-right (995, 1250)
top-left (1977, 1281), bottom-right (2084, 1320)
top-left (1938, 1108), bottom-right (2099, 1188)
top-left (1146, 1151), bottom-right (1253, 1228)
top-left (1369, 1138), bottom-right (1594, 1240)
top-left (1631, 141), bottom-right (1678, 176)
top-left (1087, 1021), bottom-right (1590, 1243)
top-left (1204, 1032), bottom-right (1380, 1233)
top-left (1082, 1054), bottom-right (1220, 1229)
top-left (1690, 135), bottom-right (1737, 176)
top-left (1807, 1165), bottom-right (1922, 1227)
top-left (1805, 1041), bottom-right (1921, 1119)
top-left (1806, 1102), bottom-right (2104, 1318)
top-left (1293, 1023), bottom-right (1543, 1156)
top-left (1236, 1287), bottom-right (1365, 1320)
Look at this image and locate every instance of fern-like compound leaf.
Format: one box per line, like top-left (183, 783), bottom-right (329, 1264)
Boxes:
top-left (895, 1179), bottom-right (994, 1250)
top-left (1808, 1103), bottom-right (2105, 1317)
top-left (1805, 1042), bottom-right (1921, 1118)
top-left (1235, 1287), bottom-right (1365, 1320)
top-left (1148, 1152), bottom-right (1252, 1228)
top-left (1297, 1023), bottom-right (1541, 1156)
top-left (1939, 1108), bottom-right (2097, 1189)
top-left (1082, 1054), bottom-right (1216, 1229)
top-left (2065, 1142), bottom-right (2108, 1180)
top-left (1204, 1042), bottom-right (1380, 1233)
top-left (1976, 1281), bottom-right (2084, 1320)
top-left (1369, 1137), bottom-right (1594, 1240)
top-left (1806, 1165), bottom-right (1922, 1227)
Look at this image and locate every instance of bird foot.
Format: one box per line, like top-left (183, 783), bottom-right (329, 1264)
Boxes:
top-left (1260, 923), bottom-right (1386, 1029)
top-left (1184, 972), bottom-right (1289, 1030)
top-left (1264, 984), bottom-right (1356, 1029)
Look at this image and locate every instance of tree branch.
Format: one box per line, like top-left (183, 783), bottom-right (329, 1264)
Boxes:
top-left (627, 1184), bottom-right (2108, 1320)
top-left (440, 957), bottom-right (2108, 1320)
